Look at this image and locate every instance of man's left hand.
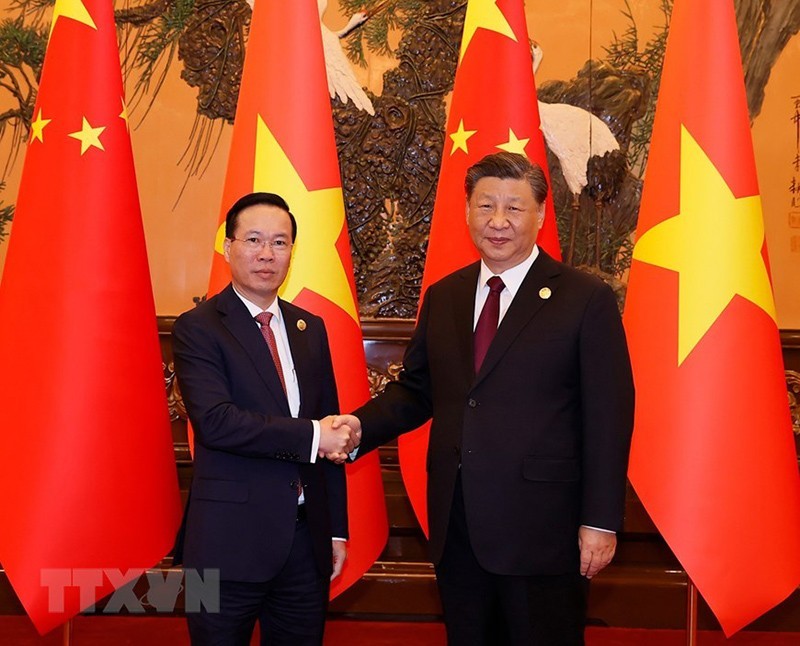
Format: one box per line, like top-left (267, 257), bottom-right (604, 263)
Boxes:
top-left (331, 540), bottom-right (347, 580)
top-left (578, 526), bottom-right (616, 579)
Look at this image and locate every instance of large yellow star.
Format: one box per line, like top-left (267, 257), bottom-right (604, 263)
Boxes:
top-left (30, 108), bottom-right (51, 143)
top-left (67, 117), bottom-right (105, 155)
top-left (459, 0), bottom-right (517, 62)
top-left (496, 128), bottom-right (529, 155)
top-left (450, 119), bottom-right (477, 155)
top-left (49, 0), bottom-right (96, 37)
top-left (231, 116), bottom-right (358, 323)
top-left (632, 125), bottom-right (776, 365)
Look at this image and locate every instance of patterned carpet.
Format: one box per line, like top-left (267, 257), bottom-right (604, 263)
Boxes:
top-left (1, 616), bottom-right (798, 644)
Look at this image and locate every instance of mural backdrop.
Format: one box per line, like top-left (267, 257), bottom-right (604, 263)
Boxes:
top-left (0, 0), bottom-right (798, 326)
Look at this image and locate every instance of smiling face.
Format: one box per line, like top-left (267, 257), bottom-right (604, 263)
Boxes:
top-left (223, 203), bottom-right (293, 309)
top-left (466, 176), bottom-right (545, 274)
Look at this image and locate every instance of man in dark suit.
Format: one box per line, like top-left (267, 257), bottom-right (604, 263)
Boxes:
top-left (172, 192), bottom-right (359, 645)
top-left (333, 153), bottom-right (634, 645)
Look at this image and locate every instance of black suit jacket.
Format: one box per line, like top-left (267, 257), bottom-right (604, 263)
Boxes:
top-left (172, 284), bottom-right (347, 582)
top-left (355, 251), bottom-right (634, 575)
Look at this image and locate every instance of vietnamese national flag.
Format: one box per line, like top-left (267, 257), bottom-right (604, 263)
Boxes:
top-left (398, 0), bottom-right (561, 533)
top-left (624, 0), bottom-right (800, 635)
top-left (205, 0), bottom-right (388, 597)
top-left (0, 0), bottom-right (182, 634)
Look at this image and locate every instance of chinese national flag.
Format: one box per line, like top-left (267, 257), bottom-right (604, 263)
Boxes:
top-left (205, 0), bottom-right (388, 596)
top-left (398, 0), bottom-right (561, 533)
top-left (0, 0), bottom-right (182, 634)
top-left (624, 0), bottom-right (800, 635)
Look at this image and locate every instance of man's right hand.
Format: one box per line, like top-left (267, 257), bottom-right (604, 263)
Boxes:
top-left (319, 415), bottom-right (361, 464)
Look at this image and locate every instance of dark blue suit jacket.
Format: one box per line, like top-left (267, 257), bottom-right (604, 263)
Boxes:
top-left (172, 284), bottom-right (347, 582)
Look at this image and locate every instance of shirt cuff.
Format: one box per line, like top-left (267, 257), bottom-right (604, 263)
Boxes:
top-left (332, 537), bottom-right (347, 542)
top-left (310, 420), bottom-right (320, 463)
top-left (581, 525), bottom-right (615, 534)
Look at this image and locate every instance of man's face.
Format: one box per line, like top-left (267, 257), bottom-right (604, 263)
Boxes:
top-left (466, 176), bottom-right (545, 273)
top-left (223, 204), bottom-right (293, 309)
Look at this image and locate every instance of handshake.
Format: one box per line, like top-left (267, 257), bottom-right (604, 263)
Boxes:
top-left (318, 414), bottom-right (362, 464)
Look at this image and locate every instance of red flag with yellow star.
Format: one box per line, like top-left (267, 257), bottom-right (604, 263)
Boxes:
top-left (205, 0), bottom-right (387, 597)
top-left (398, 0), bottom-right (561, 533)
top-left (624, 0), bottom-right (800, 635)
top-left (0, 0), bottom-right (182, 634)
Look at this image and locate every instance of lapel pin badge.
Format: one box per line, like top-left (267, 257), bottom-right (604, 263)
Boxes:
top-left (297, 319), bottom-right (307, 331)
top-left (539, 287), bottom-right (552, 300)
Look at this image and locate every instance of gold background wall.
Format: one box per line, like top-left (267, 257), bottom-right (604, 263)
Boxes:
top-left (0, 0), bottom-right (798, 326)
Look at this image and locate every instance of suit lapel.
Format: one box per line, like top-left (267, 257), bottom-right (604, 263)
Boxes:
top-left (451, 263), bottom-right (481, 387)
top-left (473, 251), bottom-right (562, 387)
top-left (217, 285), bottom-right (290, 415)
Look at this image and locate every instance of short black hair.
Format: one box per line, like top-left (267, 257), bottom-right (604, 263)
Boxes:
top-left (225, 192), bottom-right (297, 242)
top-left (465, 152), bottom-right (548, 204)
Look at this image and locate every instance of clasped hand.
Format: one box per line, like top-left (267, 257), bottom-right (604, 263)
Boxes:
top-left (318, 414), bottom-right (362, 464)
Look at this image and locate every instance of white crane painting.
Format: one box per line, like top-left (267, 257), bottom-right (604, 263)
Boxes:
top-left (533, 42), bottom-right (624, 265)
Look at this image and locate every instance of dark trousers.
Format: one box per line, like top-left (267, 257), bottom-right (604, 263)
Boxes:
top-left (186, 517), bottom-right (329, 646)
top-left (435, 477), bottom-right (588, 646)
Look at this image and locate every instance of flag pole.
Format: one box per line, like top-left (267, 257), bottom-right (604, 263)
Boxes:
top-left (686, 577), bottom-right (698, 646)
top-left (62, 618), bottom-right (72, 646)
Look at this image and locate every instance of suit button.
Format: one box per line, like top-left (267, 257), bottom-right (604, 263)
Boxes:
top-left (468, 399), bottom-right (477, 408)
top-left (453, 445), bottom-right (460, 456)
top-left (290, 480), bottom-right (300, 491)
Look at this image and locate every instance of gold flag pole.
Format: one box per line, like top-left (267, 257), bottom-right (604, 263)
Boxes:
top-left (686, 577), bottom-right (698, 646)
top-left (62, 618), bottom-right (73, 646)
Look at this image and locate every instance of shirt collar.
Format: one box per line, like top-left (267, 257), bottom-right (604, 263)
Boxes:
top-left (478, 245), bottom-right (539, 297)
top-left (231, 285), bottom-right (282, 324)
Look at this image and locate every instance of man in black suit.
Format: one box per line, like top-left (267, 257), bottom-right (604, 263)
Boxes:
top-left (172, 192), bottom-right (359, 645)
top-left (333, 153), bottom-right (634, 645)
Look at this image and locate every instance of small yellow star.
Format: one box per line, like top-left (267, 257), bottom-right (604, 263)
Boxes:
top-left (30, 109), bottom-right (51, 144)
top-left (496, 128), bottom-right (529, 155)
top-left (49, 0), bottom-right (96, 37)
top-left (633, 125), bottom-right (775, 365)
top-left (449, 119), bottom-right (477, 155)
top-left (119, 97), bottom-right (130, 131)
top-left (459, 0), bottom-right (517, 62)
top-left (68, 117), bottom-right (105, 155)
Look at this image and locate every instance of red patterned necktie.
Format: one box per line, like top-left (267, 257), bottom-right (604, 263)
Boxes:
top-left (255, 311), bottom-right (287, 394)
top-left (473, 276), bottom-right (505, 372)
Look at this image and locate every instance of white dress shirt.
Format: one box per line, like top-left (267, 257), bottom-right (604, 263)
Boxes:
top-left (473, 246), bottom-right (539, 329)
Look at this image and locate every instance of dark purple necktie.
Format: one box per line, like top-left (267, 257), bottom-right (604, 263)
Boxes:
top-left (474, 276), bottom-right (505, 372)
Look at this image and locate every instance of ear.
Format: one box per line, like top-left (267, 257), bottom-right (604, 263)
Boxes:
top-left (536, 200), bottom-right (546, 226)
top-left (465, 199), bottom-right (470, 223)
top-left (223, 237), bottom-right (232, 262)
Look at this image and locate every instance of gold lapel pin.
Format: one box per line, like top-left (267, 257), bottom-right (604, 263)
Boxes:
top-left (539, 287), bottom-right (552, 300)
top-left (297, 319), bottom-right (307, 331)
